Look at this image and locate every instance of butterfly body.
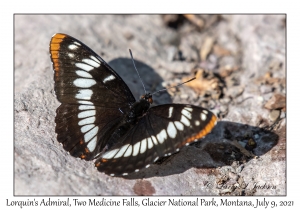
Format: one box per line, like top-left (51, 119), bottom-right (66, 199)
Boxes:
top-left (100, 96), bottom-right (151, 154)
top-left (129, 94), bottom-right (152, 119)
top-left (50, 33), bottom-right (217, 176)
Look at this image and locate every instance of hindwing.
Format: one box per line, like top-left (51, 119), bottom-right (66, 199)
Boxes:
top-left (95, 104), bottom-right (217, 176)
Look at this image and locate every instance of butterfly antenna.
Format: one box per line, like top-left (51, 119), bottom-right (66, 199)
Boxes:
top-left (129, 49), bottom-right (147, 94)
top-left (152, 77), bottom-right (196, 96)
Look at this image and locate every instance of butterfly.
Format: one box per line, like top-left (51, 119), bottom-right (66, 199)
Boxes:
top-left (49, 33), bottom-right (217, 176)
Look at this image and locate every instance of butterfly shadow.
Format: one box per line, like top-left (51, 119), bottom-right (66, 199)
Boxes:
top-left (108, 58), bottom-right (173, 105)
top-left (124, 121), bottom-right (280, 179)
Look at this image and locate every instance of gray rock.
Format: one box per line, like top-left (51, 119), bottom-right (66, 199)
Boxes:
top-left (15, 15), bottom-right (285, 195)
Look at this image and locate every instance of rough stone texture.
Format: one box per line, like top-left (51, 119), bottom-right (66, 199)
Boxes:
top-left (15, 15), bottom-right (286, 195)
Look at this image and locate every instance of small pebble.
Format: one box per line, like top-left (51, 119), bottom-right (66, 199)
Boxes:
top-left (229, 86), bottom-right (244, 98)
top-left (123, 31), bottom-right (134, 40)
top-left (269, 109), bottom-right (280, 122)
top-left (238, 177), bottom-right (244, 186)
top-left (180, 94), bottom-right (188, 99)
top-left (226, 179), bottom-right (237, 185)
top-left (260, 85), bottom-right (273, 94)
top-left (220, 188), bottom-right (233, 194)
top-left (280, 110), bottom-right (286, 119)
top-left (220, 97), bottom-right (231, 105)
top-left (257, 96), bottom-right (264, 102)
top-left (264, 94), bottom-right (286, 110)
top-left (167, 46), bottom-right (178, 62)
top-left (228, 172), bottom-right (239, 181)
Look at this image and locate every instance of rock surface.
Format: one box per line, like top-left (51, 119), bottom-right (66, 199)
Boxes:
top-left (15, 15), bottom-right (286, 195)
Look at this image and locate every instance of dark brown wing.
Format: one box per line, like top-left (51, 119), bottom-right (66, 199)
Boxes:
top-left (50, 33), bottom-right (136, 160)
top-left (95, 104), bottom-right (217, 176)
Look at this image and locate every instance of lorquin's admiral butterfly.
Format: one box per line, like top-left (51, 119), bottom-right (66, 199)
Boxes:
top-left (49, 33), bottom-right (217, 176)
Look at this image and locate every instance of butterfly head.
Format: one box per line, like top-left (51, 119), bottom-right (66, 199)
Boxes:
top-left (141, 93), bottom-right (153, 104)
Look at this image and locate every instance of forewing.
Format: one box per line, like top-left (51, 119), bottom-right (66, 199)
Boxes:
top-left (50, 33), bottom-right (135, 106)
top-left (49, 33), bottom-right (136, 160)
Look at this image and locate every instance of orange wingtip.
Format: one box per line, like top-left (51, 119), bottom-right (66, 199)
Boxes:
top-left (52, 33), bottom-right (66, 39)
top-left (50, 34), bottom-right (66, 73)
top-left (180, 114), bottom-right (217, 146)
top-left (50, 34), bottom-right (66, 50)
